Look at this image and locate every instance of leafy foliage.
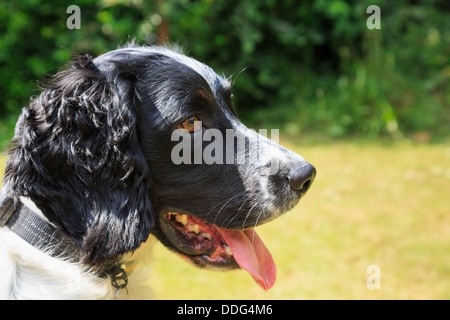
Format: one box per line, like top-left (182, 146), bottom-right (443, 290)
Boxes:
top-left (0, 0), bottom-right (449, 145)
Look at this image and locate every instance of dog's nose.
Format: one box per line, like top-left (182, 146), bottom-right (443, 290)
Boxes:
top-left (287, 163), bottom-right (316, 194)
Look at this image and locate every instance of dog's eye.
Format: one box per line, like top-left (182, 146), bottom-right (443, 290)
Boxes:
top-left (178, 116), bottom-right (201, 133)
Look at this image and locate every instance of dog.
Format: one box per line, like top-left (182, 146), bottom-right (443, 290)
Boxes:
top-left (0, 45), bottom-right (316, 299)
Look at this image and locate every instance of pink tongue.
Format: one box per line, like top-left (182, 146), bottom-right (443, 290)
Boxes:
top-left (218, 229), bottom-right (276, 290)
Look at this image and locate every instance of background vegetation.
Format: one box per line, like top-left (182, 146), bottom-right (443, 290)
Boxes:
top-left (0, 0), bottom-right (449, 147)
top-left (0, 0), bottom-right (449, 299)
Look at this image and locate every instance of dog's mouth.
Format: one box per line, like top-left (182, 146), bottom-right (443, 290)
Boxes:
top-left (158, 211), bottom-right (276, 290)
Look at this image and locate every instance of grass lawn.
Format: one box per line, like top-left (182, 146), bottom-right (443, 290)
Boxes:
top-left (1, 141), bottom-right (449, 299)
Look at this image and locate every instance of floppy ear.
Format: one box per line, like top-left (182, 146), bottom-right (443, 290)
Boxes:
top-left (4, 55), bottom-right (154, 265)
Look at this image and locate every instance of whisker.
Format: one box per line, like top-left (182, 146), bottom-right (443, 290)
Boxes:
top-left (212, 192), bottom-right (244, 225)
top-left (242, 201), bottom-right (258, 230)
top-left (225, 197), bottom-right (250, 228)
top-left (204, 192), bottom-right (241, 222)
top-left (251, 202), bottom-right (269, 245)
top-left (229, 66), bottom-right (251, 88)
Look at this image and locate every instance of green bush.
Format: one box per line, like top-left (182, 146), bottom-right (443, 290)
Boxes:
top-left (162, 0), bottom-right (449, 139)
top-left (0, 0), bottom-right (448, 147)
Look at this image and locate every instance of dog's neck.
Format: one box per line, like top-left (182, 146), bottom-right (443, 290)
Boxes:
top-left (0, 192), bottom-right (134, 298)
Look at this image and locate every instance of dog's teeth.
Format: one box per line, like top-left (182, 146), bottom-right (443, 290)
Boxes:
top-left (202, 232), bottom-right (212, 240)
top-left (175, 214), bottom-right (188, 225)
top-left (224, 245), bottom-right (233, 255)
top-left (187, 223), bottom-right (200, 234)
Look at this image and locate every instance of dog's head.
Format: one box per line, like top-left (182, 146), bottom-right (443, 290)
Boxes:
top-left (4, 46), bottom-right (315, 289)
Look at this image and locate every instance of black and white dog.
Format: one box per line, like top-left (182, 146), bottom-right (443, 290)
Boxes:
top-left (0, 45), bottom-right (315, 299)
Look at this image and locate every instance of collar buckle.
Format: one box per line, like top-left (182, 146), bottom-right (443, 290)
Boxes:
top-left (109, 264), bottom-right (130, 299)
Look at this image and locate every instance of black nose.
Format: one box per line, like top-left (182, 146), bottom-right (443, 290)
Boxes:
top-left (287, 163), bottom-right (316, 194)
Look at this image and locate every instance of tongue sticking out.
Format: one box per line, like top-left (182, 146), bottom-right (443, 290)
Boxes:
top-left (218, 228), bottom-right (276, 290)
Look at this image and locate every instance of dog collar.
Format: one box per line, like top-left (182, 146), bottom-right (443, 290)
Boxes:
top-left (0, 189), bottom-right (131, 297)
top-left (0, 190), bottom-right (80, 259)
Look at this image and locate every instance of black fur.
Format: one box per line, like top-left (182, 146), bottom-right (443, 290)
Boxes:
top-left (4, 45), bottom-right (315, 267)
top-left (5, 54), bottom-right (153, 265)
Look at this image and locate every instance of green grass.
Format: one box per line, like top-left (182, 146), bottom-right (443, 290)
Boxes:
top-left (150, 141), bottom-right (450, 299)
top-left (1, 141), bottom-right (449, 299)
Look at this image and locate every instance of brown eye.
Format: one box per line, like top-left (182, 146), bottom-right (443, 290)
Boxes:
top-left (178, 116), bottom-right (200, 133)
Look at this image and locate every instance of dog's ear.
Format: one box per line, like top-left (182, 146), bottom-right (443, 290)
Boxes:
top-left (4, 55), bottom-right (153, 265)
